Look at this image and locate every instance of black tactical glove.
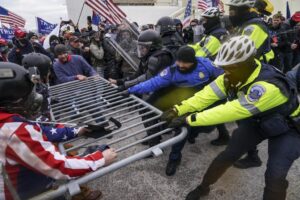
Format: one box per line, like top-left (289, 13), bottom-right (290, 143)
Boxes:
top-left (120, 90), bottom-right (130, 97)
top-left (117, 85), bottom-right (126, 92)
top-left (161, 108), bottom-right (178, 124)
top-left (168, 115), bottom-right (188, 129)
top-left (116, 79), bottom-right (124, 86)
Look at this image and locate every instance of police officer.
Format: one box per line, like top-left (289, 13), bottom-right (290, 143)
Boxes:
top-left (110, 30), bottom-right (174, 89)
top-left (127, 46), bottom-right (230, 176)
top-left (190, 7), bottom-right (228, 60)
top-left (228, 0), bottom-right (275, 169)
top-left (162, 36), bottom-right (300, 200)
top-left (156, 16), bottom-right (185, 55)
top-left (228, 0), bottom-right (274, 63)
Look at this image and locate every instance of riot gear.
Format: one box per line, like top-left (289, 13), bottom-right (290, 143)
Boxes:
top-left (0, 62), bottom-right (43, 117)
top-left (137, 30), bottom-right (162, 58)
top-left (156, 16), bottom-right (176, 35)
top-left (22, 53), bottom-right (52, 80)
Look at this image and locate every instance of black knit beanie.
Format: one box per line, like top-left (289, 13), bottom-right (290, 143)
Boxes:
top-left (176, 46), bottom-right (197, 64)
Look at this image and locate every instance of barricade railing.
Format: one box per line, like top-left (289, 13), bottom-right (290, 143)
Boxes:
top-left (22, 76), bottom-right (188, 200)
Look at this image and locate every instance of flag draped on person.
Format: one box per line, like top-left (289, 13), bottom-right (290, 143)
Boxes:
top-left (36, 17), bottom-right (57, 35)
top-left (197, 0), bottom-right (224, 12)
top-left (85, 0), bottom-right (127, 24)
top-left (0, 6), bottom-right (26, 28)
top-left (182, 0), bottom-right (192, 28)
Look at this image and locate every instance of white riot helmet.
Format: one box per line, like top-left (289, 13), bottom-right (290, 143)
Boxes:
top-left (201, 7), bottom-right (222, 18)
top-left (214, 35), bottom-right (256, 66)
top-left (226, 0), bottom-right (256, 8)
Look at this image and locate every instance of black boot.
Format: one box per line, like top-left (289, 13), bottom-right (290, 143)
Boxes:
top-left (165, 159), bottom-right (181, 176)
top-left (210, 125), bottom-right (230, 146)
top-left (186, 185), bottom-right (210, 200)
top-left (233, 150), bottom-right (262, 169)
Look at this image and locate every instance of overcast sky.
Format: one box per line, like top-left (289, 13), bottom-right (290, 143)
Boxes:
top-left (1, 0), bottom-right (68, 30)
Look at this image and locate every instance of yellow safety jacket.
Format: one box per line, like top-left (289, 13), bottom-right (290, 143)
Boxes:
top-left (240, 18), bottom-right (274, 63)
top-left (190, 26), bottom-right (228, 60)
top-left (175, 60), bottom-right (297, 127)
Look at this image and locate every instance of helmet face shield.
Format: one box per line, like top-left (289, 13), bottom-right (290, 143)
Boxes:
top-left (23, 89), bottom-right (43, 117)
top-left (137, 41), bottom-right (152, 58)
top-left (155, 26), bottom-right (161, 35)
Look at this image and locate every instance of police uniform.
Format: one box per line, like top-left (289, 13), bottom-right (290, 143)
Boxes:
top-left (129, 57), bottom-right (228, 161)
top-left (190, 25), bottom-right (228, 60)
top-left (175, 60), bottom-right (300, 199)
top-left (239, 15), bottom-right (274, 63)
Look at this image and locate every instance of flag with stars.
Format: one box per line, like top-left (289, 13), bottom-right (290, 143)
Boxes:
top-left (183, 0), bottom-right (192, 28)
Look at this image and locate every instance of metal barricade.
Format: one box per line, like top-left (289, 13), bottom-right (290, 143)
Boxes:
top-left (27, 76), bottom-right (187, 200)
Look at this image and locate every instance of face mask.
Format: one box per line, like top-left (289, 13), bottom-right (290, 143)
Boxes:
top-left (33, 39), bottom-right (40, 44)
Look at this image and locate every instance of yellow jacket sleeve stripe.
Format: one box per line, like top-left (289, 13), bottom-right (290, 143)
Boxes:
top-left (187, 81), bottom-right (288, 127)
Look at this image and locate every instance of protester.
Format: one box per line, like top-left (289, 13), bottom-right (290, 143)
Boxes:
top-left (0, 38), bottom-right (9, 62)
top-left (8, 28), bottom-right (51, 65)
top-left (90, 31), bottom-right (105, 77)
top-left (53, 44), bottom-right (97, 84)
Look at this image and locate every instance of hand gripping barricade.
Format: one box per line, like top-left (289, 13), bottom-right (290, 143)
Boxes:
top-left (1, 76), bottom-right (187, 200)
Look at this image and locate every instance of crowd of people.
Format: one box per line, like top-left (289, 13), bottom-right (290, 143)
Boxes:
top-left (1, 0), bottom-right (300, 199)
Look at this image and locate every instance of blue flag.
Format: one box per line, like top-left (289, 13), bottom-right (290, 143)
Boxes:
top-left (37, 17), bottom-right (57, 35)
top-left (92, 11), bottom-right (101, 25)
top-left (0, 27), bottom-right (14, 41)
top-left (286, 1), bottom-right (291, 19)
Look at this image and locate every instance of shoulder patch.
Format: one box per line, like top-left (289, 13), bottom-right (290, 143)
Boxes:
top-left (243, 26), bottom-right (255, 36)
top-left (199, 72), bottom-right (205, 79)
top-left (247, 85), bottom-right (266, 102)
top-left (160, 69), bottom-right (168, 77)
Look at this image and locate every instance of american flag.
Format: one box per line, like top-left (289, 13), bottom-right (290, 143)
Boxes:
top-left (0, 6), bottom-right (26, 28)
top-left (182, 0), bottom-right (192, 28)
top-left (85, 0), bottom-right (127, 24)
top-left (198, 0), bottom-right (224, 12)
top-left (197, 0), bottom-right (209, 11)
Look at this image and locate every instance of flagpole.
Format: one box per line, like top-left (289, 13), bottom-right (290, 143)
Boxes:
top-left (77, 2), bottom-right (86, 26)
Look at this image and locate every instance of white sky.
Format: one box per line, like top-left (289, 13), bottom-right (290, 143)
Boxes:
top-left (1, 0), bottom-right (68, 30)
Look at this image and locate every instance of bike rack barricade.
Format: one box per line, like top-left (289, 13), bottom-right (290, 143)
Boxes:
top-left (25, 76), bottom-right (187, 200)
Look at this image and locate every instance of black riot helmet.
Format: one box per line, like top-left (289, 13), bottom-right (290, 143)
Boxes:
top-left (137, 30), bottom-right (162, 58)
top-left (156, 16), bottom-right (176, 35)
top-left (22, 53), bottom-right (52, 81)
top-left (0, 62), bottom-right (43, 117)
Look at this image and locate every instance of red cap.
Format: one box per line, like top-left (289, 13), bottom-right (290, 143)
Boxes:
top-left (0, 38), bottom-right (8, 46)
top-left (292, 12), bottom-right (300, 23)
top-left (14, 28), bottom-right (27, 39)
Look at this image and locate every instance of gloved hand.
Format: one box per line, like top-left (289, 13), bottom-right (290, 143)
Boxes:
top-left (117, 85), bottom-right (126, 92)
top-left (161, 108), bottom-right (178, 124)
top-left (120, 90), bottom-right (130, 97)
top-left (168, 115), bottom-right (188, 129)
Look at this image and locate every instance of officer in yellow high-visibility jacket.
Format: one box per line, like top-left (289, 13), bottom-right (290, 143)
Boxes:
top-left (227, 0), bottom-right (275, 169)
top-left (189, 7), bottom-right (228, 60)
top-left (228, 0), bottom-right (274, 63)
top-left (161, 36), bottom-right (300, 200)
